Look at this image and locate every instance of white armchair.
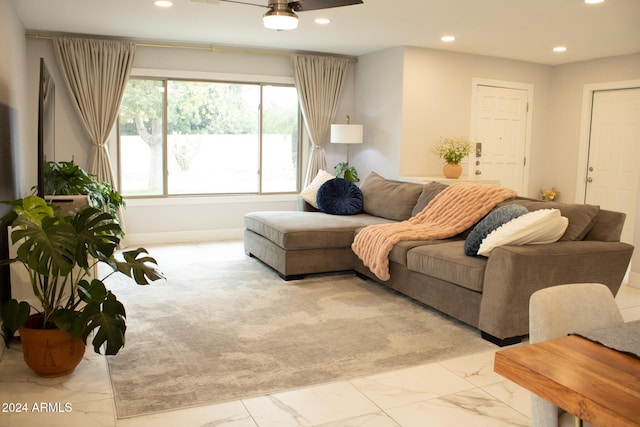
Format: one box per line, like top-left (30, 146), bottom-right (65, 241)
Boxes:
top-left (529, 283), bottom-right (624, 427)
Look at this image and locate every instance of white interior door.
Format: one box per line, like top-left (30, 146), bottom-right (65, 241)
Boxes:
top-left (472, 85), bottom-right (529, 194)
top-left (585, 88), bottom-right (640, 244)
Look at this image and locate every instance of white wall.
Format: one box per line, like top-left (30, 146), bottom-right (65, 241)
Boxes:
top-left (0, 0), bottom-right (29, 356)
top-left (354, 46), bottom-right (553, 196)
top-left (0, 0), bottom-right (29, 196)
top-left (351, 47), bottom-right (405, 180)
top-left (353, 47), bottom-right (640, 205)
top-left (548, 53), bottom-right (640, 202)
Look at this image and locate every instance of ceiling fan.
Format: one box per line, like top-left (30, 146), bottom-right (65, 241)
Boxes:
top-left (191, 0), bottom-right (364, 30)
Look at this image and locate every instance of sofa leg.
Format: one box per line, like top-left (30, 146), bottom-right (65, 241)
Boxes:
top-left (279, 273), bottom-right (306, 281)
top-left (354, 271), bottom-right (369, 281)
top-left (481, 331), bottom-right (523, 347)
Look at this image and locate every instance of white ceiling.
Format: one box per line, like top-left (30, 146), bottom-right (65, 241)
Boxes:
top-left (9, 0), bottom-right (640, 65)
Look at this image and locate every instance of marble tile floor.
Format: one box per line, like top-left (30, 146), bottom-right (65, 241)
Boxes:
top-left (1, 242), bottom-right (639, 427)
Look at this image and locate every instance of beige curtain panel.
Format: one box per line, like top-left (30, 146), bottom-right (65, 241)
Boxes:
top-left (54, 36), bottom-right (135, 185)
top-left (292, 54), bottom-right (350, 186)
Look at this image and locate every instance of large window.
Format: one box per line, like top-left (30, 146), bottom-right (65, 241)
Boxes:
top-left (118, 77), bottom-right (301, 197)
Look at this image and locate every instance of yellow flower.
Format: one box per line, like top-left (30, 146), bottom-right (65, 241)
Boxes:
top-left (541, 188), bottom-right (558, 201)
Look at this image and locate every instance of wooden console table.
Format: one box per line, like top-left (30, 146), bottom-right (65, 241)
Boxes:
top-left (494, 335), bottom-right (640, 427)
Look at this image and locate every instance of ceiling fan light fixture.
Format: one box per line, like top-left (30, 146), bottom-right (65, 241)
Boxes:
top-left (263, 4), bottom-right (299, 30)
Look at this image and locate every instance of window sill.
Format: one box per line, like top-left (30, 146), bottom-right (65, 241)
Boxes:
top-left (124, 193), bottom-right (300, 207)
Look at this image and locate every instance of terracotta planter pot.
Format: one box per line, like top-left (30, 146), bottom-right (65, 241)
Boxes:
top-left (443, 162), bottom-right (462, 179)
top-left (19, 314), bottom-right (86, 377)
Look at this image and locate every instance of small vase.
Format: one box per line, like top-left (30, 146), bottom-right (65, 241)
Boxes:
top-left (443, 163), bottom-right (462, 179)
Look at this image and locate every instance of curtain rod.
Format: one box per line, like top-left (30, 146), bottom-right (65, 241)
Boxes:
top-left (26, 33), bottom-right (357, 62)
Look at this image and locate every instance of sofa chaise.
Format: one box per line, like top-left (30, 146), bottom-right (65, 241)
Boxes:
top-left (244, 172), bottom-right (634, 345)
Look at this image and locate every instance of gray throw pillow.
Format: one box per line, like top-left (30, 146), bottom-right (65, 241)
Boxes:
top-left (464, 204), bottom-right (529, 256)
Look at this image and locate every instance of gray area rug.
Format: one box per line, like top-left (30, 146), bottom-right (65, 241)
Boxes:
top-left (105, 242), bottom-right (495, 418)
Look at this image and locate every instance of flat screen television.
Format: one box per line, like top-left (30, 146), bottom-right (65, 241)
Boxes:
top-left (37, 58), bottom-right (55, 198)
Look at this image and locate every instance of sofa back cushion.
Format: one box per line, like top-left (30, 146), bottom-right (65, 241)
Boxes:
top-left (584, 209), bottom-right (626, 242)
top-left (498, 198), bottom-right (600, 241)
top-left (360, 172), bottom-right (424, 220)
top-left (411, 181), bottom-right (449, 216)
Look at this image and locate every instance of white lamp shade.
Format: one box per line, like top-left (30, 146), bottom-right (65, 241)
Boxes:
top-left (331, 124), bottom-right (363, 144)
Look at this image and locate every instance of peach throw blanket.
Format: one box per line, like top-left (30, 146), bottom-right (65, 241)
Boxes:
top-left (352, 183), bottom-right (517, 281)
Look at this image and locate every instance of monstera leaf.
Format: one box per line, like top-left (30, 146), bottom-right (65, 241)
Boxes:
top-left (10, 215), bottom-right (76, 278)
top-left (1, 300), bottom-right (31, 333)
top-left (80, 279), bottom-right (127, 355)
top-left (114, 248), bottom-right (166, 285)
top-left (69, 207), bottom-right (121, 269)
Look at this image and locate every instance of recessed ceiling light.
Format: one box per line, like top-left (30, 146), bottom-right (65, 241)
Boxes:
top-left (315, 18), bottom-right (331, 25)
top-left (154, 1), bottom-right (173, 7)
top-left (441, 35), bottom-right (456, 42)
top-left (553, 46), bottom-right (567, 53)
top-left (585, 0), bottom-right (605, 4)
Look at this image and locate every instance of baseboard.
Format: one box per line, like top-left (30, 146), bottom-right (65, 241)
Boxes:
top-left (122, 228), bottom-right (244, 247)
top-left (629, 271), bottom-right (640, 289)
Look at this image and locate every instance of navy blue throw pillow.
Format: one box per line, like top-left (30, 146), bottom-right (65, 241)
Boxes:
top-left (316, 178), bottom-right (363, 215)
top-left (464, 204), bottom-right (529, 256)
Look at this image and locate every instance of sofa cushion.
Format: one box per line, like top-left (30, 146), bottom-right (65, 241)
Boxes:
top-left (499, 199), bottom-right (599, 241)
top-left (300, 170), bottom-right (334, 209)
top-left (359, 172), bottom-right (424, 221)
top-left (464, 204), bottom-right (529, 256)
top-left (584, 209), bottom-right (626, 242)
top-left (407, 241), bottom-right (487, 292)
top-left (389, 239), bottom-right (455, 266)
top-left (411, 181), bottom-right (449, 216)
top-left (477, 209), bottom-right (569, 256)
top-left (244, 211), bottom-right (395, 250)
top-left (316, 178), bottom-right (363, 215)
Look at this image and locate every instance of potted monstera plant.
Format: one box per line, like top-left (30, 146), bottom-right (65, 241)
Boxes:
top-left (42, 160), bottom-right (125, 219)
top-left (1, 195), bottom-right (164, 377)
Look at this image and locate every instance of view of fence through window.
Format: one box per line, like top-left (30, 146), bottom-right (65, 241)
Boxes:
top-left (118, 78), bottom-right (300, 196)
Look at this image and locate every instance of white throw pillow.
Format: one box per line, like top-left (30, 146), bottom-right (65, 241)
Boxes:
top-left (300, 170), bottom-right (335, 209)
top-left (477, 209), bottom-right (569, 256)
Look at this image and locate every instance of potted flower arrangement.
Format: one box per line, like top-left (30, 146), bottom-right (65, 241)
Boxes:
top-left (1, 195), bottom-right (164, 377)
top-left (432, 137), bottom-right (473, 179)
top-left (541, 187), bottom-right (559, 201)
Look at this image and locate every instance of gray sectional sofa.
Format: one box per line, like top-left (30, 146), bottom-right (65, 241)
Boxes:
top-left (244, 172), bottom-right (634, 345)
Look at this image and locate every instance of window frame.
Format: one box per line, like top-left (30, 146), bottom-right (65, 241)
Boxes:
top-left (117, 69), bottom-right (302, 199)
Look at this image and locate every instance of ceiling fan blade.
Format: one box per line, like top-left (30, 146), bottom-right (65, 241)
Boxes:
top-left (196, 0), bottom-right (267, 8)
top-left (289, 0), bottom-right (363, 12)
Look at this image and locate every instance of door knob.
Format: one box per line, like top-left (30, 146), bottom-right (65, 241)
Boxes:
top-left (475, 170), bottom-right (482, 175)
top-left (587, 177), bottom-right (593, 183)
